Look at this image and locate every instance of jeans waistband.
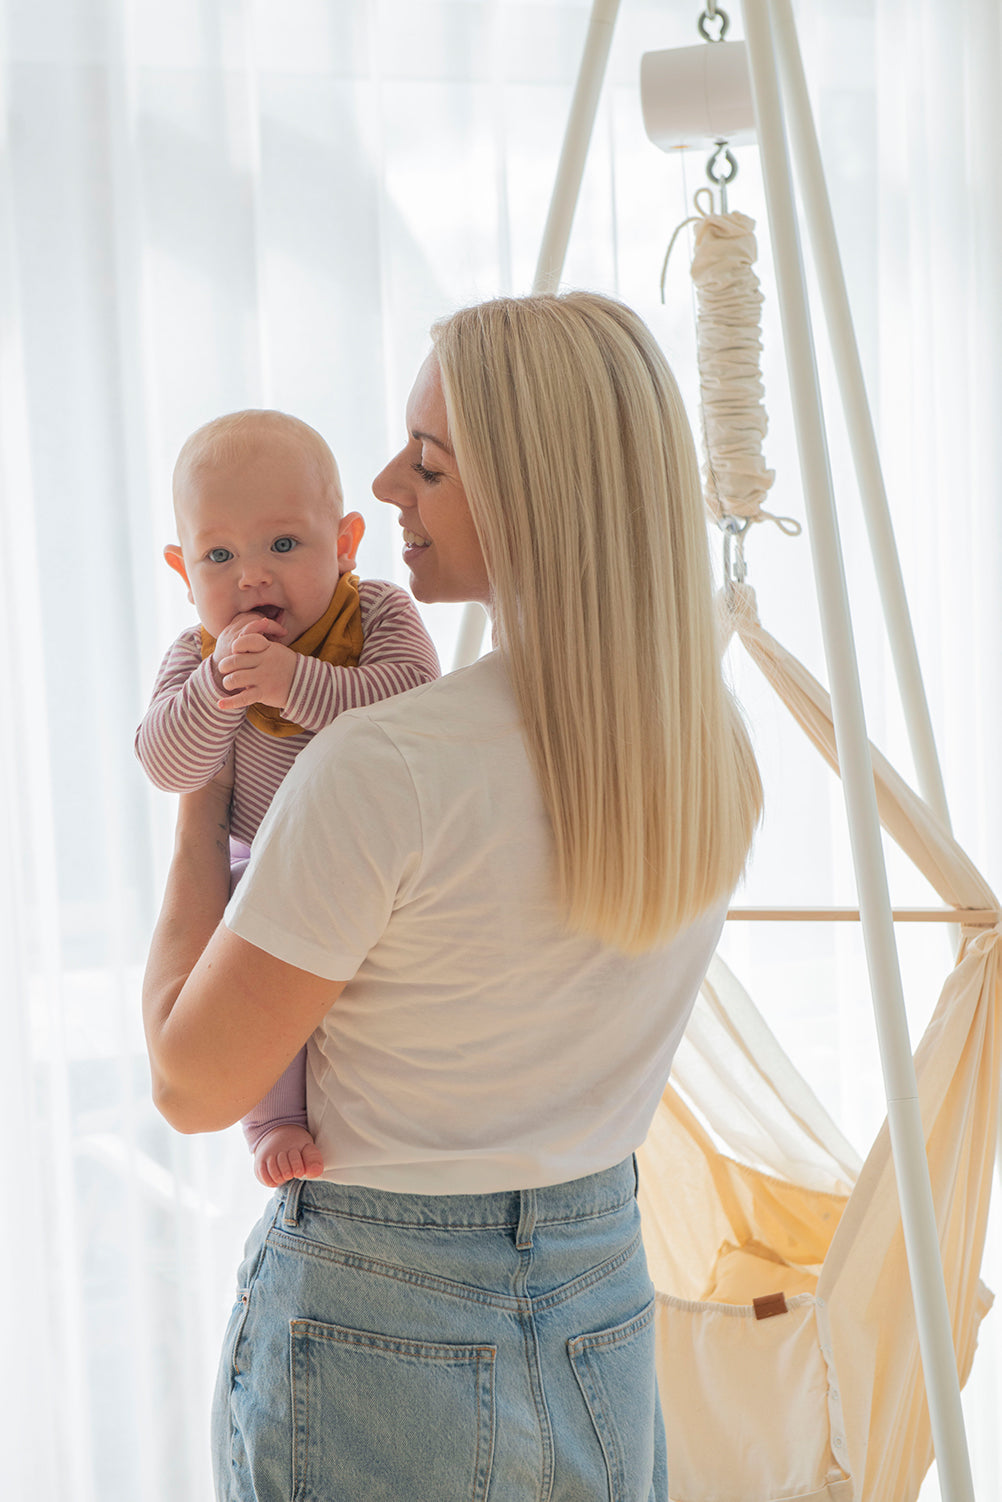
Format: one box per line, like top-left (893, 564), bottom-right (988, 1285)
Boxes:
top-left (279, 1156), bottom-right (638, 1233)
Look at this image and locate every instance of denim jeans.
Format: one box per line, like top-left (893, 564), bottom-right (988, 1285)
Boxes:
top-left (212, 1156), bottom-right (667, 1501)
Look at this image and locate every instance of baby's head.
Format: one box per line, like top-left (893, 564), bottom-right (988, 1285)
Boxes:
top-left (165, 410), bottom-right (365, 643)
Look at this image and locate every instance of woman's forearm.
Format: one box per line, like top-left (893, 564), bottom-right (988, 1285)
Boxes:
top-left (142, 777), bottom-right (345, 1135)
top-left (142, 782), bottom-right (232, 1085)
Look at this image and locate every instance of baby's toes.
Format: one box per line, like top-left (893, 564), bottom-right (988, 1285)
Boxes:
top-left (254, 1157), bottom-right (279, 1189)
top-left (272, 1151), bottom-right (296, 1185)
top-left (302, 1145), bottom-right (325, 1179)
top-left (285, 1149), bottom-right (306, 1180)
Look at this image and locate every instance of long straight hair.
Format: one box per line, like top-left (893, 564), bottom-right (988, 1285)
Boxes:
top-left (433, 292), bottom-right (762, 954)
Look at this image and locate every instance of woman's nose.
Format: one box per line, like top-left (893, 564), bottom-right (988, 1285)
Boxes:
top-left (372, 449), bottom-right (411, 508)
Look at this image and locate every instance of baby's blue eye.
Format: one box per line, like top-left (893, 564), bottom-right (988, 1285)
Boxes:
top-left (272, 536), bottom-right (297, 553)
top-left (207, 547), bottom-right (232, 564)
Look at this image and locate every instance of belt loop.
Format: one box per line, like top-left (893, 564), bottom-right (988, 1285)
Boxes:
top-left (516, 1187), bottom-right (537, 1251)
top-left (283, 1177), bottom-right (306, 1228)
top-left (632, 1153), bottom-right (640, 1198)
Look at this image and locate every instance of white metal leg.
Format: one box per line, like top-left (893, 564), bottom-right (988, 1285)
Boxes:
top-left (533, 0), bottom-right (621, 294)
top-left (453, 0), bottom-right (621, 670)
top-left (767, 0), bottom-right (952, 835)
top-left (739, 3), bottom-right (974, 1497)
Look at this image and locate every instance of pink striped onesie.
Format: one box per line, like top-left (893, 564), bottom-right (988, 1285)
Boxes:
top-left (136, 577), bottom-right (441, 1148)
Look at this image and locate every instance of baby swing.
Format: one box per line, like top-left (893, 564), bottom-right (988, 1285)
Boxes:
top-left (458, 3), bottom-right (1001, 1498)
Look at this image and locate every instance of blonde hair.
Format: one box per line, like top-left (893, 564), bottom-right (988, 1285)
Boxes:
top-left (172, 409), bottom-right (343, 517)
top-left (433, 291), bottom-right (762, 954)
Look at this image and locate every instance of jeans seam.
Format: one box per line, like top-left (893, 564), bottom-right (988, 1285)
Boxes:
top-left (294, 1195), bottom-right (634, 1233)
top-left (268, 1227), bottom-right (529, 1311)
top-left (567, 1297), bottom-right (655, 1356)
top-left (230, 1201), bottom-right (281, 1379)
top-left (532, 1230), bottom-right (644, 1315)
top-left (519, 1303), bottom-right (555, 1502)
top-left (292, 1321), bottom-right (497, 1362)
top-left (570, 1350), bottom-right (621, 1499)
top-left (268, 1224), bottom-right (643, 1319)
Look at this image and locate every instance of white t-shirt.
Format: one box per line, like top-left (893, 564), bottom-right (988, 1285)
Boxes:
top-left (226, 650), bottom-right (726, 1194)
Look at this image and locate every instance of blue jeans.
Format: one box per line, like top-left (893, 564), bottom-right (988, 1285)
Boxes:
top-left (212, 1156), bottom-right (667, 1501)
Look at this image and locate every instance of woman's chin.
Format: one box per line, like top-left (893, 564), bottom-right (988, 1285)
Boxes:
top-left (406, 572), bottom-right (435, 604)
top-left (404, 564), bottom-right (491, 611)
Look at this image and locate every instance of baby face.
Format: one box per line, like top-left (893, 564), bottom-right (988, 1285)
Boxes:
top-left (173, 439), bottom-right (345, 644)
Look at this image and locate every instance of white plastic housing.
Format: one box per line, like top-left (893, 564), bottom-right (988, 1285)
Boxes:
top-left (641, 41), bottom-right (756, 149)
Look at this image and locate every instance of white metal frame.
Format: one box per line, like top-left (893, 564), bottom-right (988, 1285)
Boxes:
top-left (456, 4), bottom-right (977, 1494)
top-left (764, 0), bottom-right (952, 834)
top-left (740, 4), bottom-right (973, 1494)
top-left (534, 0), bottom-right (622, 295)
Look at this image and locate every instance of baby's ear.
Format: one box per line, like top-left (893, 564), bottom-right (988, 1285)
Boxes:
top-left (164, 544), bottom-right (195, 605)
top-left (336, 512), bottom-right (366, 575)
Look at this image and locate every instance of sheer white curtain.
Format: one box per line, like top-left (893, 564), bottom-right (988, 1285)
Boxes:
top-left (1, 2), bottom-right (998, 1497)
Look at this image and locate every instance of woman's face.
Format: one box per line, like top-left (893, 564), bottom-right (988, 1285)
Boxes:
top-left (372, 354), bottom-right (491, 607)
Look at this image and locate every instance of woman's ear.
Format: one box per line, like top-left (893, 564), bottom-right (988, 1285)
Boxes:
top-left (336, 512), bottom-right (366, 575)
top-left (164, 544), bottom-right (195, 605)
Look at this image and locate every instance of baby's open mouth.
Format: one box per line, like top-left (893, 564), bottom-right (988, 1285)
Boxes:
top-left (251, 605), bottom-right (283, 621)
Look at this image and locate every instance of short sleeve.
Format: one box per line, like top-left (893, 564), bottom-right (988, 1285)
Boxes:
top-left (224, 713), bottom-right (421, 981)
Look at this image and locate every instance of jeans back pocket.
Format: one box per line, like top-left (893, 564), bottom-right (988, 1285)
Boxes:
top-left (569, 1299), bottom-right (659, 1502)
top-left (291, 1319), bottom-right (496, 1502)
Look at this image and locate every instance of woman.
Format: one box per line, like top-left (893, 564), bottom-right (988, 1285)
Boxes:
top-left (143, 291), bottom-right (762, 1501)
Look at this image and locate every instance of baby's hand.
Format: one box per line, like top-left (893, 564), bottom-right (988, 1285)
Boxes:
top-left (216, 620), bottom-right (296, 712)
top-left (212, 611), bottom-right (281, 666)
top-left (253, 1124), bottom-right (325, 1188)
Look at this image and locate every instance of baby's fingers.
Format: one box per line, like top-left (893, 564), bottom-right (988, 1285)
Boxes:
top-left (216, 684), bottom-right (261, 712)
top-left (235, 615), bottom-right (284, 643)
top-left (221, 665), bottom-right (262, 693)
top-left (230, 630), bottom-right (271, 655)
top-left (217, 648), bottom-right (264, 677)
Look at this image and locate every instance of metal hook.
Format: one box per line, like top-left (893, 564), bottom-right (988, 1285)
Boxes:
top-left (697, 7), bottom-right (730, 43)
top-left (721, 515), bottom-right (751, 590)
top-left (706, 139), bottom-right (738, 213)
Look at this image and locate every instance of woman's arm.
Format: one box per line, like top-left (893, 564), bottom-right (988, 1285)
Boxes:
top-left (142, 779), bottom-right (344, 1135)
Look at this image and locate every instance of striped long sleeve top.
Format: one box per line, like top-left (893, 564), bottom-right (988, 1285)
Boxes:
top-left (136, 578), bottom-right (441, 846)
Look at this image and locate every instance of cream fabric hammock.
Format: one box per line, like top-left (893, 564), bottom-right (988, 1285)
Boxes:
top-left (639, 586), bottom-right (1001, 1502)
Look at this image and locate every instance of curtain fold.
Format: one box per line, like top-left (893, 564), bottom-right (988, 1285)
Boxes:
top-left (2, 3), bottom-right (999, 1497)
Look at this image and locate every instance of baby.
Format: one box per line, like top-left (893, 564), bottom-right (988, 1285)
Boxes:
top-left (136, 409), bottom-right (440, 1186)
